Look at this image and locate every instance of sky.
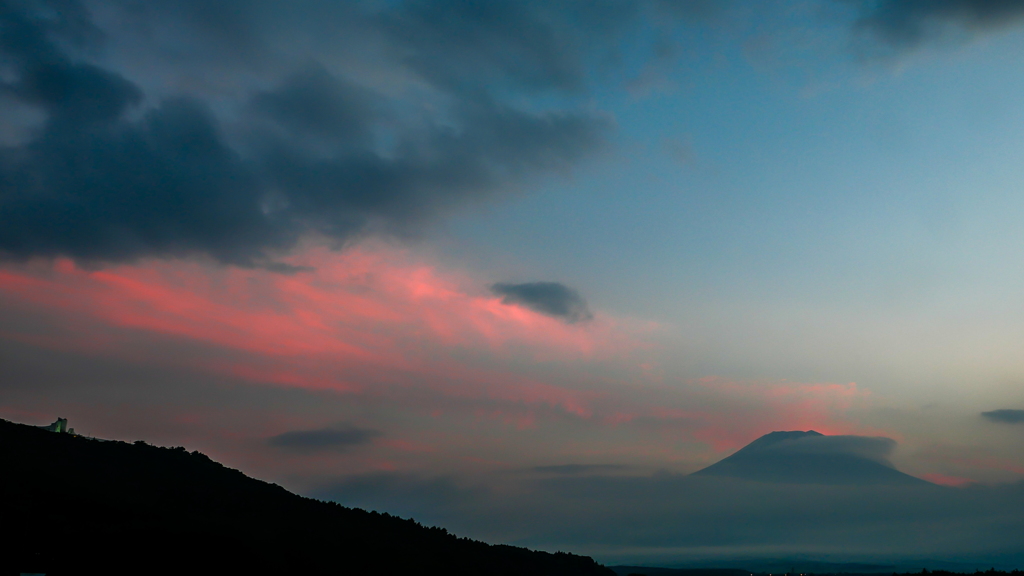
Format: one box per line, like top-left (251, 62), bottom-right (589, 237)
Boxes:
top-left (3, 0), bottom-right (1024, 567)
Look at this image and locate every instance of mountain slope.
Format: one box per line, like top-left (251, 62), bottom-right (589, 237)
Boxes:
top-left (691, 430), bottom-right (930, 485)
top-left (0, 419), bottom-right (614, 576)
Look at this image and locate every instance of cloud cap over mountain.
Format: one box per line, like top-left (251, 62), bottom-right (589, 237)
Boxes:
top-left (692, 430), bottom-right (929, 485)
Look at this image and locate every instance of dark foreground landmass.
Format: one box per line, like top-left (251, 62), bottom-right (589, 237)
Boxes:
top-left (0, 419), bottom-right (614, 576)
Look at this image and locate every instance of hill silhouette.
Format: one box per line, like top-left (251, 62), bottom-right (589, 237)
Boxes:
top-left (0, 418), bottom-right (614, 576)
top-left (691, 430), bottom-right (930, 485)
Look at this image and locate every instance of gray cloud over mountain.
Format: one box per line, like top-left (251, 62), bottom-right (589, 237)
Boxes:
top-left (491, 281), bottom-right (593, 323)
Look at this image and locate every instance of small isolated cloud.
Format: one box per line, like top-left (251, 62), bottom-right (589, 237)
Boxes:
top-left (854, 0), bottom-right (1024, 51)
top-left (981, 409), bottom-right (1024, 424)
top-left (268, 425), bottom-right (381, 452)
top-left (491, 281), bottom-right (593, 323)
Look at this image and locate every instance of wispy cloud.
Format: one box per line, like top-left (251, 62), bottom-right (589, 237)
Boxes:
top-left (0, 245), bottom-right (644, 421)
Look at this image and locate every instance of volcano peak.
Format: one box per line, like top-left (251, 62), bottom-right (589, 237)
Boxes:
top-left (692, 430), bottom-right (930, 486)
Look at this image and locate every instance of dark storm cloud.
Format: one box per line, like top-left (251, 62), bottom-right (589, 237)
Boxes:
top-left (267, 425), bottom-right (381, 452)
top-left (491, 281), bottom-right (593, 323)
top-left (852, 0), bottom-right (1024, 49)
top-left (0, 96), bottom-right (278, 264)
top-left (0, 0), bottom-right (660, 266)
top-left (248, 66), bottom-right (379, 151)
top-left (0, 1), bottom-right (137, 123)
top-left (0, 0), bottom-right (272, 265)
top-left (981, 409), bottom-right (1024, 424)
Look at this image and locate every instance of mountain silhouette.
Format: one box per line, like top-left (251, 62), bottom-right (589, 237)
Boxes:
top-left (0, 418), bottom-right (613, 576)
top-left (691, 430), bottom-right (931, 485)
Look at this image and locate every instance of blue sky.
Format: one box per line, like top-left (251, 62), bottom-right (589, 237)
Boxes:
top-left (442, 8), bottom-right (1024, 397)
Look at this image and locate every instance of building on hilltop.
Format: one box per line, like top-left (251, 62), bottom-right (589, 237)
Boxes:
top-left (40, 417), bottom-right (75, 435)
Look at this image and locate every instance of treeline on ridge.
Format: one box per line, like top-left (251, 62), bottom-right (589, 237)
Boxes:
top-left (0, 419), bottom-right (613, 576)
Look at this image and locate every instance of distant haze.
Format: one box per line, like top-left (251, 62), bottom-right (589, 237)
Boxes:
top-left (317, 431), bottom-right (1024, 566)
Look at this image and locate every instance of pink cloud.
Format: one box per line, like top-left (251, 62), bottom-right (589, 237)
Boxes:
top-left (0, 245), bottom-right (893, 471)
top-left (0, 245), bottom-right (638, 421)
top-left (683, 378), bottom-right (875, 451)
top-left (591, 377), bottom-right (880, 454)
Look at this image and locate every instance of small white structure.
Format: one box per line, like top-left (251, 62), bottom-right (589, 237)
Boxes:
top-left (40, 417), bottom-right (74, 435)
